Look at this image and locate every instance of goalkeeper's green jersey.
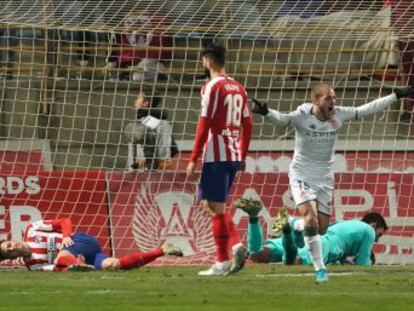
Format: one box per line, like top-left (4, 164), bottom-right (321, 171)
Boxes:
top-left (299, 220), bottom-right (376, 266)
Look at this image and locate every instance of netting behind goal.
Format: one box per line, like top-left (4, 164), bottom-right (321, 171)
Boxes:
top-left (0, 0), bottom-right (413, 266)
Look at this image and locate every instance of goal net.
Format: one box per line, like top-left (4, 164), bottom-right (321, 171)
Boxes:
top-left (0, 0), bottom-right (413, 266)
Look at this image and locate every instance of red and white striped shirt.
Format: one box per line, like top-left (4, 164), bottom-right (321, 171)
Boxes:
top-left (23, 218), bottom-right (72, 271)
top-left (190, 75), bottom-right (253, 163)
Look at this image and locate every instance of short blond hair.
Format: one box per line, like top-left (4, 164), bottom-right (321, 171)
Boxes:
top-left (311, 83), bottom-right (334, 100)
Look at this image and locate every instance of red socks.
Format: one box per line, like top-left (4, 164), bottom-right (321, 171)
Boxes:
top-left (118, 248), bottom-right (164, 270)
top-left (212, 214), bottom-right (230, 262)
top-left (55, 254), bottom-right (82, 267)
top-left (211, 213), bottom-right (240, 261)
top-left (54, 254), bottom-right (83, 271)
top-left (55, 249), bottom-right (165, 271)
top-left (225, 212), bottom-right (240, 249)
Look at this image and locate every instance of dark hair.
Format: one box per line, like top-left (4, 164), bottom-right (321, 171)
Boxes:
top-left (361, 212), bottom-right (388, 231)
top-left (201, 43), bottom-right (226, 68)
top-left (136, 88), bottom-right (168, 120)
top-left (150, 95), bottom-right (161, 108)
top-left (0, 239), bottom-right (5, 260)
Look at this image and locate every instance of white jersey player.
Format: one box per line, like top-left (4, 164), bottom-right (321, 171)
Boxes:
top-left (252, 83), bottom-right (414, 283)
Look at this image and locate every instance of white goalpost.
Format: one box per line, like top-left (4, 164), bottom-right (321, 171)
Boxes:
top-left (0, 0), bottom-right (413, 265)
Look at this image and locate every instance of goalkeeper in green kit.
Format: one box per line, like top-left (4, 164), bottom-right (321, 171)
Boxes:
top-left (235, 198), bottom-right (387, 267)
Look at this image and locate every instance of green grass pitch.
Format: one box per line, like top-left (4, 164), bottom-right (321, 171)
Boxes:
top-left (1, 265), bottom-right (413, 311)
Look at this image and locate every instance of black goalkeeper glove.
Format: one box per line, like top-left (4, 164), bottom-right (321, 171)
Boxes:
top-left (394, 87), bottom-right (414, 99)
top-left (252, 98), bottom-right (269, 116)
top-left (370, 251), bottom-right (376, 265)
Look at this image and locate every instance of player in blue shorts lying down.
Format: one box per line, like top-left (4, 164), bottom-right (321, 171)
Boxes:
top-left (0, 218), bottom-right (183, 271)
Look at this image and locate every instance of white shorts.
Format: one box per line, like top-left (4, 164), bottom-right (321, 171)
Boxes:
top-left (289, 178), bottom-right (333, 216)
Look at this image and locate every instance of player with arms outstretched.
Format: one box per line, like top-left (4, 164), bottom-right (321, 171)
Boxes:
top-left (186, 43), bottom-right (253, 276)
top-left (0, 218), bottom-right (183, 271)
top-left (252, 83), bottom-right (414, 282)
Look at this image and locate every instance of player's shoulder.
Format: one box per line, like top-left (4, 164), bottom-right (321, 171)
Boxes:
top-left (227, 77), bottom-right (247, 95)
top-left (212, 76), bottom-right (247, 95)
top-left (226, 76), bottom-right (245, 88)
top-left (330, 219), bottom-right (361, 229)
top-left (341, 219), bottom-right (365, 227)
top-left (334, 105), bottom-right (351, 113)
top-left (343, 219), bottom-right (375, 233)
top-left (203, 76), bottom-right (227, 90)
top-left (350, 219), bottom-right (370, 227)
top-left (352, 220), bottom-right (376, 241)
top-left (357, 220), bottom-right (376, 235)
top-left (334, 105), bottom-right (356, 118)
top-left (290, 103), bottom-right (312, 117)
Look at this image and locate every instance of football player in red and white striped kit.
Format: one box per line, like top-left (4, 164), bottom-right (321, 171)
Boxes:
top-left (0, 218), bottom-right (183, 271)
top-left (186, 43), bottom-right (253, 276)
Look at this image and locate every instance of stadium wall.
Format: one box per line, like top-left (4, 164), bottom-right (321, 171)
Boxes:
top-left (0, 151), bottom-right (413, 266)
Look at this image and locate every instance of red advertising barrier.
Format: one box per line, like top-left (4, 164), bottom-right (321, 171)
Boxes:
top-left (1, 165), bottom-right (413, 267)
top-left (0, 170), bottom-right (110, 253)
top-left (106, 171), bottom-right (212, 265)
top-left (107, 171), bottom-right (414, 265)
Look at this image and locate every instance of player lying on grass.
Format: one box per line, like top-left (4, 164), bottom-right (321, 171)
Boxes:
top-left (252, 84), bottom-right (413, 282)
top-left (235, 198), bottom-right (387, 266)
top-left (0, 218), bottom-right (183, 271)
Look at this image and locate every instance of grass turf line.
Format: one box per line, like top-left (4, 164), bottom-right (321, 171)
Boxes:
top-left (0, 265), bottom-right (413, 311)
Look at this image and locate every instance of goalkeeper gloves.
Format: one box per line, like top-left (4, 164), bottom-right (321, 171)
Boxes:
top-left (394, 86), bottom-right (414, 99)
top-left (370, 251), bottom-right (376, 265)
top-left (252, 98), bottom-right (269, 116)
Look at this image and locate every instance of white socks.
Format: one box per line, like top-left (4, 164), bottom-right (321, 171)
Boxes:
top-left (216, 261), bottom-right (231, 269)
top-left (290, 217), bottom-right (305, 231)
top-left (304, 234), bottom-right (326, 271)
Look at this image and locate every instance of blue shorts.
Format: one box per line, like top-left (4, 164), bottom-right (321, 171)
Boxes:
top-left (63, 232), bottom-right (108, 270)
top-left (198, 161), bottom-right (241, 203)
